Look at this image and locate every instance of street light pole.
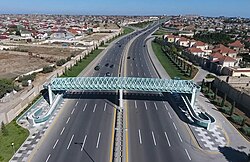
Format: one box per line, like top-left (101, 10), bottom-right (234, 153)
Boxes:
top-left (11, 142), bottom-right (15, 155)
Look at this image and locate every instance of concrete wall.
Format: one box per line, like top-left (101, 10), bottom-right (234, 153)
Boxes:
top-left (213, 77), bottom-right (250, 115)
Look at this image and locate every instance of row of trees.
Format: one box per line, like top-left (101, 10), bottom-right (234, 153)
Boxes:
top-left (201, 80), bottom-right (250, 138)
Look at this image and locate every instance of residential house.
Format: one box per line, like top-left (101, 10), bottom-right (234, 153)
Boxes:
top-left (20, 30), bottom-right (32, 37)
top-left (213, 44), bottom-right (237, 58)
top-left (228, 40), bottom-right (245, 53)
top-left (176, 37), bottom-right (189, 47)
top-left (187, 47), bottom-right (206, 57)
top-left (165, 35), bottom-right (175, 43)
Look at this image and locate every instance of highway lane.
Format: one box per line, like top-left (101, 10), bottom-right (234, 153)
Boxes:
top-left (125, 23), bottom-right (203, 162)
top-left (30, 28), bottom-right (148, 162)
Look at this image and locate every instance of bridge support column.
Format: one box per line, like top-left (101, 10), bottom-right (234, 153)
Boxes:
top-left (48, 84), bottom-right (53, 105)
top-left (191, 87), bottom-right (197, 108)
top-left (119, 89), bottom-right (123, 110)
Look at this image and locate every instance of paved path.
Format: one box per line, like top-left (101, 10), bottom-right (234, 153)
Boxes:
top-left (10, 98), bottom-right (65, 162)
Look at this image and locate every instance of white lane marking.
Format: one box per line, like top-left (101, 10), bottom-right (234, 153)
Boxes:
top-left (168, 112), bottom-right (172, 119)
top-left (151, 131), bottom-right (157, 146)
top-left (98, 73), bottom-right (101, 77)
top-left (81, 135), bottom-right (88, 151)
top-left (138, 129), bottom-right (142, 144)
top-left (154, 102), bottom-right (158, 110)
top-left (185, 149), bottom-right (192, 161)
top-left (53, 139), bottom-right (59, 149)
top-left (111, 73), bottom-right (113, 77)
top-left (67, 134), bottom-right (74, 150)
top-left (137, 72), bottom-right (140, 76)
top-left (104, 103), bottom-right (107, 111)
top-left (136, 64), bottom-right (138, 67)
top-left (142, 64), bottom-right (143, 67)
top-left (164, 132), bottom-right (171, 147)
top-left (71, 108), bottom-right (75, 115)
top-left (96, 132), bottom-right (101, 148)
top-left (83, 103), bottom-right (87, 111)
top-left (134, 101), bottom-right (137, 109)
top-left (130, 63), bottom-right (132, 67)
top-left (164, 104), bottom-right (168, 110)
top-left (144, 72), bottom-right (146, 76)
top-left (60, 127), bottom-right (65, 135)
top-left (66, 117), bottom-right (70, 124)
top-left (93, 104), bottom-right (97, 113)
top-left (45, 154), bottom-right (51, 162)
top-left (144, 102), bottom-right (148, 110)
top-left (178, 132), bottom-right (183, 142)
top-left (75, 101), bottom-right (78, 107)
top-left (131, 71), bottom-right (133, 75)
top-left (173, 122), bottom-right (177, 130)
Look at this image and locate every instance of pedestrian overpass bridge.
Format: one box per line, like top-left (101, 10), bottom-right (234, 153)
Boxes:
top-left (42, 77), bottom-right (215, 130)
top-left (45, 76), bottom-right (199, 106)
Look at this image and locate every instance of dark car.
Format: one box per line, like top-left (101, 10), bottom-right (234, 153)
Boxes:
top-left (105, 63), bottom-right (109, 67)
top-left (105, 72), bottom-right (111, 77)
top-left (94, 65), bottom-right (100, 71)
top-left (127, 56), bottom-right (130, 59)
top-left (110, 64), bottom-right (114, 68)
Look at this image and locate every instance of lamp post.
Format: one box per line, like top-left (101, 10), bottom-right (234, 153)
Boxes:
top-left (11, 142), bottom-right (15, 155)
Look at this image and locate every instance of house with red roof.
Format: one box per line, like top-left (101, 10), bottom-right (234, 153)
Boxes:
top-left (187, 47), bottom-right (206, 57)
top-left (176, 37), bottom-right (189, 47)
top-left (228, 40), bottom-right (245, 52)
top-left (209, 52), bottom-right (237, 67)
top-left (192, 41), bottom-right (208, 51)
top-left (213, 44), bottom-right (237, 58)
top-left (165, 34), bottom-right (176, 43)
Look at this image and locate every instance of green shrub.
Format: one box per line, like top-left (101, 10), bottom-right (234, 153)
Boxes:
top-left (42, 66), bottom-right (54, 73)
top-left (231, 114), bottom-right (244, 125)
top-left (220, 106), bottom-right (231, 115)
top-left (66, 56), bottom-right (71, 61)
top-left (242, 125), bottom-right (250, 136)
top-left (56, 59), bottom-right (67, 66)
top-left (21, 80), bottom-right (29, 87)
top-left (18, 74), bottom-right (36, 82)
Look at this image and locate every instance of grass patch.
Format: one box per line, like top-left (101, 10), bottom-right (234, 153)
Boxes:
top-left (130, 21), bottom-right (152, 28)
top-left (0, 121), bottom-right (29, 162)
top-left (62, 49), bottom-right (103, 77)
top-left (153, 28), bottom-right (170, 35)
top-left (151, 41), bottom-right (190, 79)
top-left (122, 27), bottom-right (134, 35)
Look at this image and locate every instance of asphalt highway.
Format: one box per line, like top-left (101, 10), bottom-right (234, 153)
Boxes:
top-left (125, 24), bottom-right (211, 162)
top-left (30, 26), bottom-right (154, 162)
top-left (30, 22), bottom-right (224, 162)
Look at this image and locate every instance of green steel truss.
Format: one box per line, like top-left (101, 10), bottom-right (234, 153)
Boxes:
top-left (46, 77), bottom-right (200, 94)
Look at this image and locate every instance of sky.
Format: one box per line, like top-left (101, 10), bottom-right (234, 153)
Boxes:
top-left (0, 0), bottom-right (250, 18)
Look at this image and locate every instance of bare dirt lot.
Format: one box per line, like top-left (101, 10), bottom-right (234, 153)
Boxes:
top-left (0, 51), bottom-right (50, 79)
top-left (15, 46), bottom-right (83, 59)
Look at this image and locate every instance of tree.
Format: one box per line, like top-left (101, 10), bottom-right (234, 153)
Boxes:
top-left (230, 101), bottom-right (235, 116)
top-left (214, 88), bottom-right (218, 100)
top-left (1, 121), bottom-right (8, 136)
top-left (42, 66), bottom-right (53, 73)
top-left (15, 30), bottom-right (21, 36)
top-left (201, 79), bottom-right (205, 92)
top-left (221, 93), bottom-right (227, 107)
top-left (56, 59), bottom-right (67, 66)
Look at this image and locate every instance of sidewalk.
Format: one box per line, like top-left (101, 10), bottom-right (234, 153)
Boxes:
top-left (10, 98), bottom-right (65, 162)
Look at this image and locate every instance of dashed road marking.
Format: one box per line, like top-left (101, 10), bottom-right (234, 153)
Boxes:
top-left (164, 132), bottom-right (171, 147)
top-left (67, 134), bottom-right (74, 150)
top-left (81, 135), bottom-right (87, 151)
